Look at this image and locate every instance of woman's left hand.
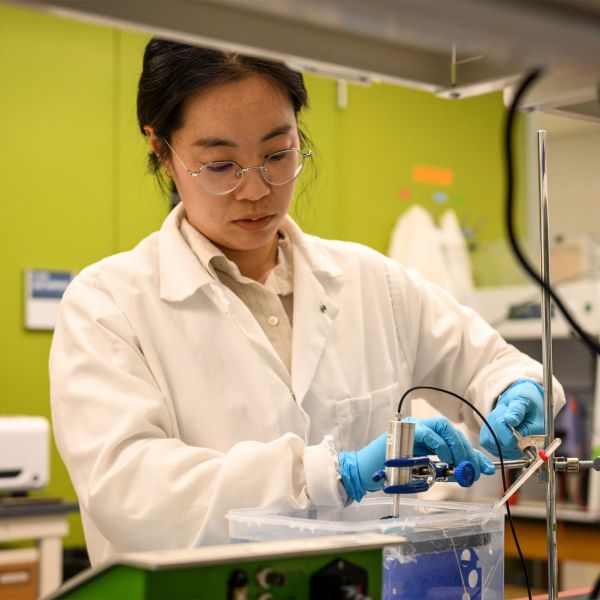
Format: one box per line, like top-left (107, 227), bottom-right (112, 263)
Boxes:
top-left (339, 416), bottom-right (495, 502)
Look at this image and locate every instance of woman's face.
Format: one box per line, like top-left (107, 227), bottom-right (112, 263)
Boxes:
top-left (165, 75), bottom-right (299, 255)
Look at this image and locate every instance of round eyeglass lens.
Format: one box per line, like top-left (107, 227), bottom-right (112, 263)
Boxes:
top-left (263, 149), bottom-right (305, 185)
top-left (198, 161), bottom-right (240, 195)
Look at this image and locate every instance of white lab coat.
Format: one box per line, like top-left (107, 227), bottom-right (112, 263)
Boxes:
top-left (50, 203), bottom-right (564, 565)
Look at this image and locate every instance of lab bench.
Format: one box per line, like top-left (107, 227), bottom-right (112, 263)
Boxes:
top-left (0, 499), bottom-right (78, 599)
top-left (506, 514), bottom-right (600, 564)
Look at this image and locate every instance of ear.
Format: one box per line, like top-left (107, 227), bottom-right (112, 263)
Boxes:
top-left (143, 125), bottom-right (163, 158)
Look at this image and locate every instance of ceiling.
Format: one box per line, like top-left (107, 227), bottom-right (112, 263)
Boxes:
top-left (8, 0), bottom-right (600, 120)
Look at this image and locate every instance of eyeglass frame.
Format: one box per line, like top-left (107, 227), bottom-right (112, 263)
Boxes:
top-left (160, 133), bottom-right (312, 196)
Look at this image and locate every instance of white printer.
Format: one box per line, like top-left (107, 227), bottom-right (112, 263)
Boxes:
top-left (0, 416), bottom-right (49, 493)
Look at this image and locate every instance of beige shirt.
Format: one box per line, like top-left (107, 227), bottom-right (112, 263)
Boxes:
top-left (180, 218), bottom-right (294, 373)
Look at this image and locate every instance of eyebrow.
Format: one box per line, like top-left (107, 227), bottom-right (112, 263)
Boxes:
top-left (192, 124), bottom-right (293, 149)
top-left (260, 124), bottom-right (293, 142)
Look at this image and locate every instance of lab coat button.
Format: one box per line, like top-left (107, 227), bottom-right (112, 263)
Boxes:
top-left (267, 316), bottom-right (279, 326)
top-left (320, 304), bottom-right (327, 313)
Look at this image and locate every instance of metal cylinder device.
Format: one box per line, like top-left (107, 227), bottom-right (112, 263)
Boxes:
top-left (385, 414), bottom-right (414, 518)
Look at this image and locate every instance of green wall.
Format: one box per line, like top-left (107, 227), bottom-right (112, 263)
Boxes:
top-left (0, 4), bottom-right (167, 548)
top-left (0, 3), bottom-right (528, 548)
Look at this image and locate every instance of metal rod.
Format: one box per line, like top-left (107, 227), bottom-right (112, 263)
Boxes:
top-left (538, 129), bottom-right (558, 598)
top-left (491, 459), bottom-right (531, 470)
top-left (440, 459), bottom-right (531, 479)
top-left (442, 457), bottom-right (598, 478)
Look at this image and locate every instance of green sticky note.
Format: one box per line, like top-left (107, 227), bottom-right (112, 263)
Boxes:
top-left (593, 445), bottom-right (600, 458)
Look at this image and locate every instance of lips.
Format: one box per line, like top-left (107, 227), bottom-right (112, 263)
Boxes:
top-left (233, 214), bottom-right (275, 231)
top-left (237, 214), bottom-right (272, 222)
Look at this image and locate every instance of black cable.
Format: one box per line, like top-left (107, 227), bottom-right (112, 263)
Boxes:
top-left (398, 385), bottom-right (533, 600)
top-left (504, 68), bottom-right (600, 356)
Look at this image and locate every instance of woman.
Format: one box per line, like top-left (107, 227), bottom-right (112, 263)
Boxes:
top-left (50, 38), bottom-right (564, 566)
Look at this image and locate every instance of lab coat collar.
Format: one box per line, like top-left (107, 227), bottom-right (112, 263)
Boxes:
top-left (280, 216), bottom-right (344, 282)
top-left (159, 204), bottom-right (214, 302)
top-left (159, 206), bottom-right (343, 302)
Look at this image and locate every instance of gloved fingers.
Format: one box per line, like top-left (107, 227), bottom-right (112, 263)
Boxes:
top-left (502, 395), bottom-right (529, 427)
top-left (474, 449), bottom-right (496, 475)
top-left (446, 449), bottom-right (494, 482)
top-left (339, 432), bottom-right (390, 502)
top-left (414, 418), bottom-right (482, 479)
top-left (480, 404), bottom-right (521, 458)
top-left (500, 379), bottom-right (544, 428)
top-left (436, 424), bottom-right (483, 480)
top-left (480, 428), bottom-right (522, 459)
top-left (355, 432), bottom-right (388, 493)
top-left (451, 428), bottom-right (483, 480)
top-left (412, 423), bottom-right (485, 481)
top-left (413, 424), bottom-right (454, 466)
top-left (479, 422), bottom-right (496, 456)
top-left (514, 417), bottom-right (543, 440)
top-left (422, 417), bottom-right (478, 466)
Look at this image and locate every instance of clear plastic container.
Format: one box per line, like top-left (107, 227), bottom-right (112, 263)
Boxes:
top-left (227, 497), bottom-right (504, 599)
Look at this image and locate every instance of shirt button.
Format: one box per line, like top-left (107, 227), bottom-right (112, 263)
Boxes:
top-left (267, 316), bottom-right (279, 326)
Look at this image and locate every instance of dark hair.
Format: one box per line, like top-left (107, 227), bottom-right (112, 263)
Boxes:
top-left (137, 38), bottom-right (310, 191)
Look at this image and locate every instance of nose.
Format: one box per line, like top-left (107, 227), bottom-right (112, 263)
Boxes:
top-left (233, 168), bottom-right (270, 202)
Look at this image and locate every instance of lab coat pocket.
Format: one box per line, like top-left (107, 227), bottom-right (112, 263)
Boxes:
top-left (334, 382), bottom-right (400, 451)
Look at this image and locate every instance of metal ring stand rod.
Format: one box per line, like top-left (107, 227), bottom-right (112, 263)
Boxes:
top-left (538, 129), bottom-right (558, 598)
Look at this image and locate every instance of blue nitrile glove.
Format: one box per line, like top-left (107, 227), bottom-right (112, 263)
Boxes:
top-left (479, 379), bottom-right (544, 459)
top-left (338, 417), bottom-right (495, 502)
top-left (338, 434), bottom-right (387, 502)
top-left (409, 417), bottom-right (495, 484)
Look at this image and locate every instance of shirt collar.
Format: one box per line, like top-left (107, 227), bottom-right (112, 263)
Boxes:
top-left (179, 216), bottom-right (223, 280)
top-left (158, 204), bottom-right (342, 302)
top-left (266, 232), bottom-right (293, 295)
top-left (180, 215), bottom-right (293, 294)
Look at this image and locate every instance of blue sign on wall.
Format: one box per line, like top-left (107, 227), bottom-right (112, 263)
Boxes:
top-left (25, 269), bottom-right (74, 330)
top-left (30, 270), bottom-right (72, 299)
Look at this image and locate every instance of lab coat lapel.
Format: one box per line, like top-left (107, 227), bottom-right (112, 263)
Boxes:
top-left (291, 255), bottom-right (340, 406)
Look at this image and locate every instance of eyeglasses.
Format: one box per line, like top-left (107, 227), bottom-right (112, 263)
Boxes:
top-left (162, 136), bottom-right (312, 196)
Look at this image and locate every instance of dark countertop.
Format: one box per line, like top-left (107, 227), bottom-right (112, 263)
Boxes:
top-left (0, 497), bottom-right (79, 518)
